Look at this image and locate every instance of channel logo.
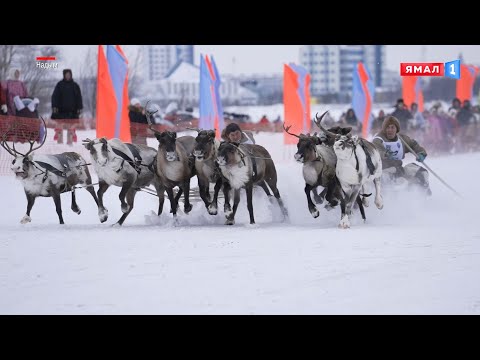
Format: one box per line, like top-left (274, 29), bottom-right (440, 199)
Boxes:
top-left (400, 60), bottom-right (460, 79)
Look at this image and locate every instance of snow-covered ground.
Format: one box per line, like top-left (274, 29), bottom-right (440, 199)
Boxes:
top-left (1, 133), bottom-right (480, 314)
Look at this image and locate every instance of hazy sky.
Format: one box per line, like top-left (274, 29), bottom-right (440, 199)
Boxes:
top-left (57, 45), bottom-right (480, 77)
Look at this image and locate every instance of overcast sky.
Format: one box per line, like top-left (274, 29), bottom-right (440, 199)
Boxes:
top-left (57, 45), bottom-right (480, 77)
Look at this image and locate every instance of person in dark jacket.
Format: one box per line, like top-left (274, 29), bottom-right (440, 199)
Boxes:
top-left (51, 69), bottom-right (83, 119)
top-left (390, 98), bottom-right (413, 132)
top-left (129, 98), bottom-right (149, 145)
top-left (128, 98), bottom-right (148, 124)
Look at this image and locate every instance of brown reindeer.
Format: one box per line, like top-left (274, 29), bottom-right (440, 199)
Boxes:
top-left (216, 141), bottom-right (288, 225)
top-left (146, 110), bottom-right (196, 218)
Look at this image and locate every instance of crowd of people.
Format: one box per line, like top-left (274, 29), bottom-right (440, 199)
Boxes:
top-left (330, 98), bottom-right (480, 155)
top-left (1, 66), bottom-right (478, 154)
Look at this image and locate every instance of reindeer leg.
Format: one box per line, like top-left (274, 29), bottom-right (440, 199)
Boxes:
top-left (259, 180), bottom-right (272, 197)
top-left (246, 184), bottom-right (255, 224)
top-left (71, 189), bottom-right (81, 215)
top-left (225, 188), bottom-right (240, 225)
top-left (265, 176), bottom-right (289, 221)
top-left (52, 193), bottom-right (64, 225)
top-left (373, 177), bottom-right (384, 209)
top-left (223, 181), bottom-right (232, 218)
top-left (198, 178), bottom-right (211, 212)
top-left (154, 181), bottom-right (165, 216)
top-left (84, 175), bottom-right (99, 207)
top-left (313, 187), bottom-right (326, 204)
top-left (305, 184), bottom-right (319, 218)
top-left (116, 188), bottom-right (137, 226)
top-left (97, 181), bottom-right (110, 223)
top-left (21, 192), bottom-right (36, 224)
top-left (182, 180), bottom-right (193, 214)
top-left (356, 195), bottom-right (366, 222)
top-left (208, 178), bottom-right (223, 215)
top-left (170, 188), bottom-right (183, 213)
top-left (119, 180), bottom-right (133, 214)
top-left (165, 187), bottom-right (177, 217)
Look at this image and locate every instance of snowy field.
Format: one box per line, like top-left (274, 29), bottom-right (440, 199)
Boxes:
top-left (1, 132), bottom-right (480, 314)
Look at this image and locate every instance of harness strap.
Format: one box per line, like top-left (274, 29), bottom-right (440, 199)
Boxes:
top-left (35, 161), bottom-right (67, 178)
top-left (112, 147), bottom-right (141, 174)
top-left (251, 156), bottom-right (257, 182)
top-left (359, 139), bottom-right (376, 175)
top-left (125, 143), bottom-right (143, 164)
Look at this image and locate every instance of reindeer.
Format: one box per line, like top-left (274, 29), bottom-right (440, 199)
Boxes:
top-left (191, 128), bottom-right (273, 217)
top-left (82, 137), bottom-right (160, 225)
top-left (1, 118), bottom-right (100, 224)
top-left (283, 120), bottom-right (344, 219)
top-left (315, 114), bottom-right (384, 229)
top-left (216, 141), bottom-right (288, 225)
top-left (191, 129), bottom-right (231, 216)
top-left (146, 111), bottom-right (196, 218)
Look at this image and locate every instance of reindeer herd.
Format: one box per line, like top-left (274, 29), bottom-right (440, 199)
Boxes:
top-left (1, 111), bottom-right (386, 229)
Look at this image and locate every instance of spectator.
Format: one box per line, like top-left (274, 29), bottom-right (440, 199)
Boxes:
top-left (128, 98), bottom-right (149, 145)
top-left (1, 68), bottom-right (28, 116)
top-left (390, 98), bottom-right (413, 131)
top-left (51, 69), bottom-right (83, 119)
top-left (259, 114), bottom-right (269, 125)
top-left (341, 108), bottom-right (362, 133)
top-left (128, 98), bottom-right (148, 124)
top-left (409, 102), bottom-right (426, 130)
top-left (370, 110), bottom-right (386, 136)
top-left (448, 97), bottom-right (461, 118)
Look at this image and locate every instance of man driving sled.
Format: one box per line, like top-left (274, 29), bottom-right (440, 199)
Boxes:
top-left (373, 115), bottom-right (432, 196)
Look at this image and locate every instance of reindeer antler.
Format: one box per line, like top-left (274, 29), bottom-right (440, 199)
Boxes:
top-left (282, 123), bottom-right (301, 139)
top-left (313, 111), bottom-right (336, 137)
top-left (21, 117), bottom-right (48, 157)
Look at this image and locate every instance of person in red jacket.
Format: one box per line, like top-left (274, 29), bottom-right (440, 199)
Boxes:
top-left (2, 68), bottom-right (28, 116)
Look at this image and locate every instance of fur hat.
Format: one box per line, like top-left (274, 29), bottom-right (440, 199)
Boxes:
top-left (8, 67), bottom-right (20, 80)
top-left (382, 115), bottom-right (401, 133)
top-left (130, 98), bottom-right (141, 106)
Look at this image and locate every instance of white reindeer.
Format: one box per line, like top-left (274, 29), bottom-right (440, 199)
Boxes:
top-left (316, 115), bottom-right (383, 229)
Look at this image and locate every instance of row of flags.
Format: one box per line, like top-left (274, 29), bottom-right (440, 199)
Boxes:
top-left (95, 46), bottom-right (479, 144)
top-left (283, 61), bottom-right (479, 143)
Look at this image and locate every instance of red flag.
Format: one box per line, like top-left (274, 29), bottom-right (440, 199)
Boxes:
top-left (456, 64), bottom-right (479, 102)
top-left (283, 64), bottom-right (310, 145)
top-left (96, 45), bottom-right (117, 139)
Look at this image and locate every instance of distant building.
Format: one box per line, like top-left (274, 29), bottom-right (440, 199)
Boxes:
top-left (143, 61), bottom-right (259, 108)
top-left (300, 45), bottom-right (386, 98)
top-left (237, 74), bottom-right (283, 104)
top-left (143, 45), bottom-right (195, 82)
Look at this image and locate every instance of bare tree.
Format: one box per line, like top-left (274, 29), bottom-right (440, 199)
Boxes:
top-left (77, 46), bottom-right (98, 118)
top-left (18, 45), bottom-right (61, 97)
top-left (0, 45), bottom-right (18, 81)
top-left (0, 45), bottom-right (61, 115)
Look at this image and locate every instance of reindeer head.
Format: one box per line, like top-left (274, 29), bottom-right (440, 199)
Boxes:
top-left (216, 141), bottom-right (242, 167)
top-left (143, 100), bottom-right (179, 162)
top-left (1, 117), bottom-right (47, 179)
top-left (83, 137), bottom-right (111, 166)
top-left (193, 129), bottom-right (216, 161)
top-left (154, 131), bottom-right (177, 162)
top-left (282, 123), bottom-right (321, 163)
